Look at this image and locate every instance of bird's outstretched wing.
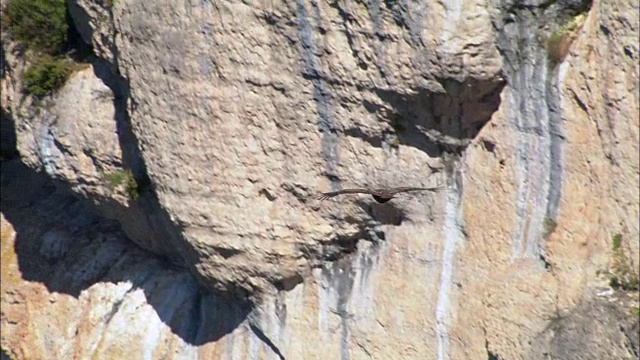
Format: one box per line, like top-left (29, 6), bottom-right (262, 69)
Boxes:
top-left (388, 183), bottom-right (446, 196)
top-left (313, 188), bottom-right (375, 201)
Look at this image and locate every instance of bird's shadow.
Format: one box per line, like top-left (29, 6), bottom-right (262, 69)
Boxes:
top-left (0, 160), bottom-right (251, 347)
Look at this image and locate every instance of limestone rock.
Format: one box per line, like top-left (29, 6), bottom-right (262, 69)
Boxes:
top-left (69, 0), bottom-right (505, 298)
top-left (0, 162), bottom-right (249, 360)
top-left (528, 291), bottom-right (639, 360)
top-left (1, 0), bottom-right (639, 358)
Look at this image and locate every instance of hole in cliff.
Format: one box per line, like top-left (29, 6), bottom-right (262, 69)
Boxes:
top-left (259, 188), bottom-right (277, 201)
top-left (559, 0), bottom-right (593, 15)
top-left (540, 254), bottom-right (552, 270)
top-left (0, 45), bottom-right (9, 82)
top-left (262, 13), bottom-right (278, 26)
top-left (355, 199), bottom-right (405, 226)
top-left (370, 76), bottom-right (505, 156)
top-left (482, 139), bottom-right (496, 153)
top-left (0, 107), bottom-right (18, 162)
top-left (297, 222), bottom-right (383, 266)
top-left (65, 7), bottom-right (93, 62)
top-left (343, 127), bottom-right (384, 148)
top-left (297, 241), bottom-right (356, 264)
top-left (274, 274), bottom-right (304, 292)
top-left (324, 172), bottom-right (341, 183)
top-left (212, 246), bottom-right (243, 259)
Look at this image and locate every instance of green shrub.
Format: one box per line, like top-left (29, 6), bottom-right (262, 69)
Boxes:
top-left (2, 0), bottom-right (68, 55)
top-left (22, 55), bottom-right (71, 98)
top-left (104, 169), bottom-right (139, 200)
top-left (612, 233), bottom-right (622, 251)
top-left (543, 217), bottom-right (558, 237)
top-left (547, 13), bottom-right (586, 63)
top-left (608, 233), bottom-right (640, 291)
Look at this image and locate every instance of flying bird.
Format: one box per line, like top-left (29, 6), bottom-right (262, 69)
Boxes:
top-left (314, 184), bottom-right (445, 203)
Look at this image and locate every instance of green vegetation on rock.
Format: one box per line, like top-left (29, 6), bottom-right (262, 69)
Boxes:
top-left (607, 233), bottom-right (640, 291)
top-left (22, 55), bottom-right (72, 98)
top-left (547, 13), bottom-right (587, 63)
top-left (2, 0), bottom-right (80, 99)
top-left (2, 0), bottom-right (68, 55)
top-left (104, 170), bottom-right (140, 200)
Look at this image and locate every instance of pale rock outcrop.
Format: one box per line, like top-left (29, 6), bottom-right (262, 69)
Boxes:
top-left (1, 162), bottom-right (249, 360)
top-left (1, 58), bottom-right (177, 256)
top-left (64, 0), bottom-right (506, 298)
top-left (1, 0), bottom-right (638, 358)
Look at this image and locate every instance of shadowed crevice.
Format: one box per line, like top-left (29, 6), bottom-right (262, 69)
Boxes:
top-left (372, 76), bottom-right (505, 157)
top-left (0, 107), bottom-right (18, 162)
top-left (296, 0), bottom-right (339, 188)
top-left (0, 44), bottom-right (18, 162)
top-left (274, 274), bottom-right (304, 292)
top-left (343, 127), bottom-right (384, 148)
top-left (355, 199), bottom-right (405, 225)
top-left (1, 348), bottom-right (11, 360)
top-left (248, 323), bottom-right (286, 360)
top-left (89, 56), bottom-right (215, 281)
top-left (0, 160), bottom-right (251, 347)
top-left (296, 219), bottom-right (384, 267)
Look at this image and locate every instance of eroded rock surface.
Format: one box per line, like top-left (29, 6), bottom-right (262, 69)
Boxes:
top-left (529, 291), bottom-right (639, 360)
top-left (1, 0), bottom-right (638, 359)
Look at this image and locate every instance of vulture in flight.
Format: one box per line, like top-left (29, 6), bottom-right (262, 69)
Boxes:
top-left (314, 185), bottom-right (445, 203)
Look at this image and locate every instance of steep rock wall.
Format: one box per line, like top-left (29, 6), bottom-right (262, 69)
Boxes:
top-left (1, 0), bottom-right (638, 359)
top-left (62, 0), bottom-right (506, 298)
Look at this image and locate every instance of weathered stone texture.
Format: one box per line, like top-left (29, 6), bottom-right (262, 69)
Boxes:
top-left (1, 0), bottom-right (638, 359)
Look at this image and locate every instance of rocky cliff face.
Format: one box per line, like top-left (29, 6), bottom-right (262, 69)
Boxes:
top-left (1, 0), bottom-right (638, 359)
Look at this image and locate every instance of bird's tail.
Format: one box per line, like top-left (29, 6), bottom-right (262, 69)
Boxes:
top-left (312, 193), bottom-right (332, 201)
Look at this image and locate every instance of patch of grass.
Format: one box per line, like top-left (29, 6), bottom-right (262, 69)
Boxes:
top-left (543, 217), bottom-right (558, 237)
top-left (547, 13), bottom-right (587, 63)
top-left (3, 0), bottom-right (88, 99)
top-left (104, 169), bottom-right (139, 200)
top-left (2, 0), bottom-right (69, 55)
top-left (631, 307), bottom-right (640, 318)
top-left (22, 55), bottom-right (72, 98)
top-left (612, 233), bottom-right (622, 251)
top-left (608, 233), bottom-right (640, 291)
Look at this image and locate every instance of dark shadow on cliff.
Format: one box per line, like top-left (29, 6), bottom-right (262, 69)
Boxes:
top-left (364, 76), bottom-right (506, 157)
top-left (0, 160), bottom-right (251, 346)
top-left (0, 11), bottom-right (282, 355)
top-left (355, 199), bottom-right (406, 226)
top-left (528, 292), bottom-right (639, 359)
top-left (1, 348), bottom-right (11, 360)
top-left (0, 107), bottom-right (18, 162)
top-left (0, 45), bottom-right (19, 163)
